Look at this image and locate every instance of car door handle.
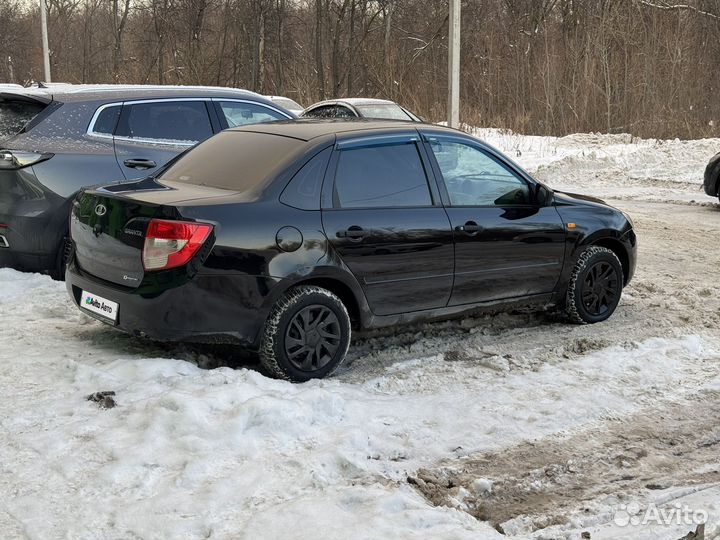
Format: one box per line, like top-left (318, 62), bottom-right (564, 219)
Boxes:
top-left (124, 158), bottom-right (157, 169)
top-left (455, 221), bottom-right (483, 235)
top-left (337, 226), bottom-right (366, 240)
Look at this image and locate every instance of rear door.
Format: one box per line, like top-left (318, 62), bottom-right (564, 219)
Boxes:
top-left (423, 132), bottom-right (566, 305)
top-left (321, 133), bottom-right (454, 316)
top-left (111, 99), bottom-right (216, 180)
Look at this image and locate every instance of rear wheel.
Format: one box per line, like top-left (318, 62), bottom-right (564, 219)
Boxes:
top-left (565, 246), bottom-right (623, 324)
top-left (259, 286), bottom-right (351, 381)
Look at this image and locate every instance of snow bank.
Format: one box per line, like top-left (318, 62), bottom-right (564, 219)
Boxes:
top-left (0, 269), bottom-right (715, 539)
top-left (469, 127), bottom-right (720, 204)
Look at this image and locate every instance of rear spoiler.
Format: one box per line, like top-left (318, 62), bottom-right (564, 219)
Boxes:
top-left (0, 91), bottom-right (53, 105)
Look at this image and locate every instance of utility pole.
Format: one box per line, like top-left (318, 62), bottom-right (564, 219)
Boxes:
top-left (447, 0), bottom-right (460, 128)
top-left (40, 0), bottom-right (51, 82)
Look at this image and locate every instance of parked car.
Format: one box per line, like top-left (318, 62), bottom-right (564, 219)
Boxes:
top-left (66, 119), bottom-right (636, 381)
top-left (703, 152), bottom-right (720, 200)
top-left (265, 95), bottom-right (304, 115)
top-left (0, 84), bottom-right (295, 278)
top-left (301, 98), bottom-right (422, 121)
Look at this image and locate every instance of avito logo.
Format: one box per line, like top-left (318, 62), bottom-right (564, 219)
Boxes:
top-left (85, 297), bottom-right (113, 314)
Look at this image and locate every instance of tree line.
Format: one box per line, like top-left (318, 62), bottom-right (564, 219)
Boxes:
top-left (1, 0), bottom-right (719, 138)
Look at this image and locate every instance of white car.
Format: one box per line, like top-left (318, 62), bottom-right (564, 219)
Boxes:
top-left (301, 98), bottom-right (422, 122)
top-left (265, 95), bottom-right (304, 116)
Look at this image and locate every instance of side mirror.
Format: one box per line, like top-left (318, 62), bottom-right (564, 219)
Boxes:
top-left (534, 184), bottom-right (553, 206)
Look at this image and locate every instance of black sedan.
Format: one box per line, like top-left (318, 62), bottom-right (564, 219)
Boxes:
top-left (66, 120), bottom-right (636, 381)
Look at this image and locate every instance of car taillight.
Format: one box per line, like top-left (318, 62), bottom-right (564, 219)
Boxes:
top-left (0, 150), bottom-right (53, 170)
top-left (142, 219), bottom-right (213, 271)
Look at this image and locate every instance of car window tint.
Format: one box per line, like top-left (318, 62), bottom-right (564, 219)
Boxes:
top-left (0, 100), bottom-right (46, 142)
top-left (280, 147), bottom-right (332, 210)
top-left (333, 142), bottom-right (432, 208)
top-left (304, 105), bottom-right (356, 119)
top-left (331, 106), bottom-right (355, 118)
top-left (429, 139), bottom-right (530, 206)
top-left (116, 101), bottom-right (213, 143)
top-left (160, 131), bottom-right (305, 192)
top-left (91, 105), bottom-right (121, 135)
top-left (218, 101), bottom-right (287, 127)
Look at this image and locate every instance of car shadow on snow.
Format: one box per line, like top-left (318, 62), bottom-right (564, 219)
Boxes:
top-left (72, 323), bottom-right (263, 373)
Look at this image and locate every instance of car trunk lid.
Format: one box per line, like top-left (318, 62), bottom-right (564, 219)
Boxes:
top-left (70, 178), bottom-right (228, 288)
top-left (71, 191), bottom-right (163, 288)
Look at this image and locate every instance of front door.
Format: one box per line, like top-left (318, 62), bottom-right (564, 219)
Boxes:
top-left (322, 135), bottom-right (454, 316)
top-left (424, 133), bottom-right (566, 305)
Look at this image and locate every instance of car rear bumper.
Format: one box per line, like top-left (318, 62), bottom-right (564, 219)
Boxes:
top-left (0, 245), bottom-right (56, 274)
top-left (66, 261), bottom-right (276, 348)
top-left (0, 169), bottom-right (69, 273)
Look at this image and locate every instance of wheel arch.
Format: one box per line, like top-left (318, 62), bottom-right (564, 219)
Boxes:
top-left (589, 236), bottom-right (630, 285)
top-left (290, 277), bottom-right (363, 329)
top-left (263, 269), bottom-right (370, 331)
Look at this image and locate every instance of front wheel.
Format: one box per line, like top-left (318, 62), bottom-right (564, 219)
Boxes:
top-left (565, 246), bottom-right (623, 324)
top-left (259, 286), bottom-right (351, 381)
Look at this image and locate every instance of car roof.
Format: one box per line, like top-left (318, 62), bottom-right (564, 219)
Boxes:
top-left (10, 84), bottom-right (267, 103)
top-left (228, 118), bottom-right (455, 141)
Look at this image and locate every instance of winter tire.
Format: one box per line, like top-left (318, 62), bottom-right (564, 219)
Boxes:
top-left (259, 285), bottom-right (351, 381)
top-left (565, 246), bottom-right (623, 324)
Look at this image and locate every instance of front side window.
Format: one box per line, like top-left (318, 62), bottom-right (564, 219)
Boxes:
top-left (333, 142), bottom-right (432, 208)
top-left (217, 101), bottom-right (288, 127)
top-left (429, 139), bottom-right (530, 206)
top-left (116, 101), bottom-right (213, 143)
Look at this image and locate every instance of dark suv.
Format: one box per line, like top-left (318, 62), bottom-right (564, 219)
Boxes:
top-left (0, 85), bottom-right (294, 278)
top-left (704, 152), bottom-right (720, 200)
top-left (65, 120), bottom-right (637, 381)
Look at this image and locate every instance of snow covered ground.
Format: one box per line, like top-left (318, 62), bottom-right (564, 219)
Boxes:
top-left (2, 130), bottom-right (720, 539)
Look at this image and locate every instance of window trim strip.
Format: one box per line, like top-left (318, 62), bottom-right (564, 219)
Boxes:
top-left (86, 97), bottom-right (293, 145)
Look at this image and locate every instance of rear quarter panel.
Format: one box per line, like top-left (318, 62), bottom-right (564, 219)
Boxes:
top-left (177, 200), bottom-right (366, 342)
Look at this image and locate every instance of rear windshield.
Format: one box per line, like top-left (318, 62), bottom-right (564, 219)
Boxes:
top-left (355, 103), bottom-right (414, 121)
top-left (0, 100), bottom-right (46, 142)
top-left (159, 131), bottom-right (306, 191)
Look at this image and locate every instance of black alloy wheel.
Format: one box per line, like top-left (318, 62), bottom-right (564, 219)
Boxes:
top-left (566, 245), bottom-right (624, 324)
top-left (260, 285), bottom-right (351, 381)
top-left (580, 261), bottom-right (619, 317)
top-left (284, 304), bottom-right (342, 371)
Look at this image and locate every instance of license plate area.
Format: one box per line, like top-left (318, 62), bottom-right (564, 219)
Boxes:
top-left (80, 290), bottom-right (119, 323)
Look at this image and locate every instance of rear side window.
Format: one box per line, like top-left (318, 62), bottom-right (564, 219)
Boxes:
top-left (217, 101), bottom-right (288, 127)
top-left (116, 101), bottom-right (213, 143)
top-left (160, 131), bottom-right (305, 192)
top-left (280, 147), bottom-right (332, 210)
top-left (0, 100), bottom-right (46, 142)
top-left (304, 105), bottom-right (356, 119)
top-left (333, 142), bottom-right (432, 208)
top-left (89, 105), bottom-right (121, 135)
